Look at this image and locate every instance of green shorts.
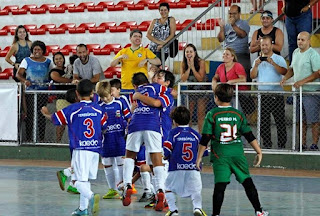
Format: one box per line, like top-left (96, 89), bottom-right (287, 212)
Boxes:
top-left (212, 155), bottom-right (250, 184)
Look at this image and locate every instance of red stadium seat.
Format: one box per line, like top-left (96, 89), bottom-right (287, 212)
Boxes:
top-left (190, 1), bottom-right (209, 8)
top-left (78, 23), bottom-right (96, 30)
top-left (117, 1), bottom-right (134, 7)
top-left (136, 0), bottom-right (155, 6)
top-left (109, 26), bottom-right (127, 32)
top-left (0, 9), bottom-right (9, 16)
top-left (0, 71), bottom-right (10, 80)
top-left (177, 0), bottom-right (192, 5)
top-left (179, 42), bottom-right (187, 50)
top-left (2, 25), bottom-right (18, 32)
top-left (114, 48), bottom-right (122, 54)
top-left (0, 29), bottom-right (8, 36)
top-left (214, 0), bottom-right (233, 6)
top-left (139, 20), bottom-right (152, 27)
top-left (106, 66), bottom-right (121, 75)
top-left (131, 20), bottom-right (150, 31)
top-left (68, 27), bottom-right (86, 34)
top-left (12, 9), bottom-right (28, 15)
top-left (68, 6), bottom-right (85, 13)
top-left (29, 28), bottom-right (46, 35)
top-left (93, 47), bottom-right (111, 55)
top-left (24, 24), bottom-right (37, 31)
top-left (102, 44), bottom-right (121, 53)
top-left (0, 46), bottom-right (10, 57)
top-left (104, 71), bottom-right (114, 78)
top-left (62, 44), bottom-right (78, 53)
top-left (48, 28), bottom-right (66, 34)
top-left (3, 68), bottom-right (13, 77)
top-left (116, 71), bottom-right (121, 78)
top-left (158, 0), bottom-right (175, 3)
top-left (21, 4), bottom-right (37, 11)
top-left (147, 3), bottom-right (159, 10)
top-left (39, 24), bottom-right (56, 31)
top-left (30, 8), bottom-right (46, 14)
top-left (128, 4), bottom-right (145, 10)
top-left (49, 7), bottom-right (66, 13)
top-left (176, 19), bottom-right (201, 30)
top-left (171, 2), bottom-right (187, 8)
top-left (40, 4), bottom-right (56, 10)
top-left (59, 23), bottom-right (76, 30)
top-left (88, 26), bottom-right (106, 33)
top-left (119, 21), bottom-right (137, 29)
top-left (107, 4), bottom-right (124, 11)
top-left (87, 5), bottom-right (104, 11)
top-left (78, 2), bottom-right (95, 8)
top-left (124, 43), bottom-right (131, 48)
top-left (59, 3), bottom-right (76, 10)
top-left (196, 18), bottom-right (219, 30)
top-left (45, 45), bottom-right (60, 55)
top-left (3, 5), bottom-right (19, 12)
top-left (99, 22), bottom-right (116, 30)
top-left (97, 1), bottom-right (114, 8)
top-left (86, 44), bottom-right (100, 52)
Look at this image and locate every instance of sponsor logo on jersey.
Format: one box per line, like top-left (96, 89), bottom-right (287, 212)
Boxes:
top-left (106, 123), bottom-right (121, 131)
top-left (138, 53), bottom-right (142, 57)
top-left (134, 107), bottom-right (150, 113)
top-left (176, 163), bottom-right (197, 170)
top-left (78, 113), bottom-right (98, 117)
top-left (116, 110), bottom-right (121, 118)
top-left (79, 139), bottom-right (98, 146)
top-left (177, 137), bottom-right (196, 141)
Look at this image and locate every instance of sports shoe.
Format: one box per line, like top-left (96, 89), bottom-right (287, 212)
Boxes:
top-left (117, 182), bottom-right (124, 191)
top-left (88, 194), bottom-right (100, 215)
top-left (56, 170), bottom-right (67, 191)
top-left (193, 208), bottom-right (207, 216)
top-left (132, 184), bottom-right (138, 194)
top-left (67, 185), bottom-right (80, 194)
top-left (139, 192), bottom-right (155, 202)
top-left (122, 184), bottom-right (133, 206)
top-left (71, 208), bottom-right (89, 216)
top-left (103, 188), bottom-right (120, 199)
top-left (165, 209), bottom-right (179, 216)
top-left (302, 144), bottom-right (308, 150)
top-left (154, 189), bottom-right (165, 211)
top-left (310, 144), bottom-right (319, 151)
top-left (256, 210), bottom-right (269, 216)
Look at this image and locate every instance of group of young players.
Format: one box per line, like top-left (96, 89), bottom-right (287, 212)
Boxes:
top-left (41, 68), bottom-right (269, 216)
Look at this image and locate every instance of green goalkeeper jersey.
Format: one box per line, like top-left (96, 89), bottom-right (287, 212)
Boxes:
top-left (202, 106), bottom-right (252, 159)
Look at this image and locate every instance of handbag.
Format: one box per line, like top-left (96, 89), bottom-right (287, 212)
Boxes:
top-left (168, 17), bottom-right (178, 58)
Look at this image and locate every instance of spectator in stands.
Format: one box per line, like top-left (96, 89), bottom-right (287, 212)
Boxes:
top-left (16, 40), bottom-right (53, 142)
top-left (180, 44), bottom-right (207, 133)
top-left (218, 5), bottom-right (251, 81)
top-left (250, 10), bottom-right (284, 55)
top-left (5, 25), bottom-right (32, 82)
top-left (282, 0), bottom-right (318, 63)
top-left (64, 54), bottom-right (78, 79)
top-left (110, 29), bottom-right (161, 93)
top-left (250, 0), bottom-right (265, 13)
top-left (251, 36), bottom-right (288, 149)
top-left (72, 44), bottom-right (102, 84)
top-left (211, 47), bottom-right (255, 117)
top-left (147, 2), bottom-right (176, 63)
top-left (281, 31), bottom-right (320, 150)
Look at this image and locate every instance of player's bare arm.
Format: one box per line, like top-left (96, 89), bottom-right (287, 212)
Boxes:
top-left (132, 92), bottom-right (161, 107)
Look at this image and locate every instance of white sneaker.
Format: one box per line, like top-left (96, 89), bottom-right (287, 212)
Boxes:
top-left (193, 208), bottom-right (207, 216)
top-left (256, 211), bottom-right (269, 216)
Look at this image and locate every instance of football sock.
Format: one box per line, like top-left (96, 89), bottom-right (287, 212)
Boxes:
top-left (104, 166), bottom-right (116, 190)
top-left (153, 165), bottom-right (165, 192)
top-left (191, 191), bottom-right (202, 209)
top-left (212, 182), bottom-right (228, 215)
top-left (75, 181), bottom-right (92, 210)
top-left (242, 178), bottom-right (262, 212)
top-left (140, 171), bottom-right (151, 193)
top-left (166, 192), bottom-right (178, 212)
top-left (117, 165), bottom-right (123, 186)
top-left (123, 158), bottom-right (135, 185)
top-left (63, 167), bottom-right (72, 177)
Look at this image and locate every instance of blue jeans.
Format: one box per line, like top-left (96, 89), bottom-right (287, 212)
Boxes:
top-left (286, 9), bottom-right (312, 63)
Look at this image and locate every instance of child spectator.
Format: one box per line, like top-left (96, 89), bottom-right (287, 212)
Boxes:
top-left (41, 79), bottom-right (107, 216)
top-left (95, 80), bottom-right (131, 199)
top-left (164, 106), bottom-right (207, 216)
top-left (64, 54), bottom-right (78, 79)
top-left (196, 83), bottom-right (269, 216)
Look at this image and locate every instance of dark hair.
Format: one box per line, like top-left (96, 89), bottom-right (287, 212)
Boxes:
top-left (53, 52), bottom-right (66, 66)
top-left (110, 79), bottom-right (121, 89)
top-left (76, 44), bottom-right (87, 51)
top-left (170, 106), bottom-right (190, 125)
top-left (132, 72), bottom-right (149, 86)
top-left (69, 54), bottom-right (78, 65)
top-left (13, 25), bottom-right (30, 44)
top-left (31, 40), bottom-right (46, 54)
top-left (159, 2), bottom-right (170, 11)
top-left (77, 79), bottom-right (93, 97)
top-left (215, 83), bottom-right (234, 103)
top-left (182, 44), bottom-right (201, 72)
top-left (231, 4), bottom-right (241, 13)
top-left (260, 35), bottom-right (273, 44)
top-left (158, 70), bottom-right (175, 88)
top-left (130, 29), bottom-right (142, 38)
top-left (65, 88), bottom-right (78, 104)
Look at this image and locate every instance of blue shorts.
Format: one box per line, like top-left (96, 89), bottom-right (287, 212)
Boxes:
top-left (296, 95), bottom-right (320, 124)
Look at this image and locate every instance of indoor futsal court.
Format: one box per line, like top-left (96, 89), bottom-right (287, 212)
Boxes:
top-left (1, 160), bottom-right (320, 216)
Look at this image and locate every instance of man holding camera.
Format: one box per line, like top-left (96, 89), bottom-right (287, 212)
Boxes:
top-left (250, 35), bottom-right (288, 149)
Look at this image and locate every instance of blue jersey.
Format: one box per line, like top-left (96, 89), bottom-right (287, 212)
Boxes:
top-left (100, 98), bottom-right (131, 157)
top-left (161, 88), bottom-right (175, 142)
top-left (164, 126), bottom-right (201, 171)
top-left (52, 101), bottom-right (108, 153)
top-left (128, 83), bottom-right (171, 134)
top-left (119, 95), bottom-right (132, 110)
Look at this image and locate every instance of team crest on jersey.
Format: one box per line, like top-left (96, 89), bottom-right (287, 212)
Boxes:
top-left (116, 110), bottom-right (121, 117)
top-left (138, 53), bottom-right (142, 57)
